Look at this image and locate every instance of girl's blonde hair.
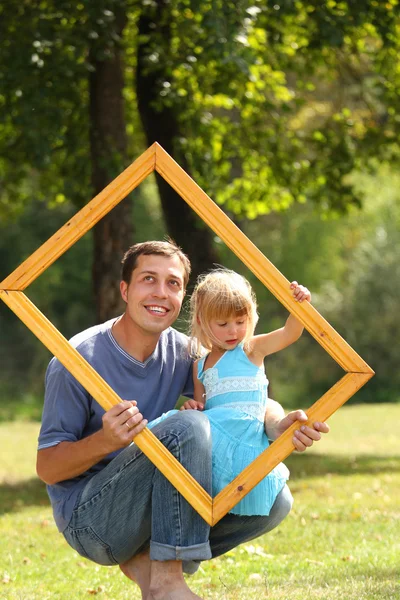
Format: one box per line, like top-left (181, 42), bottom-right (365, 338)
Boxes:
top-left (189, 269), bottom-right (259, 357)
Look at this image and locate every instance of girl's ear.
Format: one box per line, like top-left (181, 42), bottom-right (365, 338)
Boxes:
top-left (196, 316), bottom-right (201, 324)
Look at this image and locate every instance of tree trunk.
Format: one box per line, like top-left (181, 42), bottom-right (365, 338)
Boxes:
top-left (89, 8), bottom-right (132, 323)
top-left (136, 3), bottom-right (219, 288)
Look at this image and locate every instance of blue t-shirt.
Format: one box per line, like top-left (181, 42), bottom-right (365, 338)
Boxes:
top-left (38, 317), bottom-right (194, 532)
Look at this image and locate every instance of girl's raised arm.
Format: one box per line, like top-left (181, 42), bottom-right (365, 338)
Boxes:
top-left (250, 282), bottom-right (311, 360)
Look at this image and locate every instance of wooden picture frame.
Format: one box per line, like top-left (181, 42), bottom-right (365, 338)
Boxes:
top-left (0, 143), bottom-right (374, 526)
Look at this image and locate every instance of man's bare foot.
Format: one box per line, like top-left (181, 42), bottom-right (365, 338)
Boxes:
top-left (147, 560), bottom-right (203, 600)
top-left (119, 550), bottom-right (151, 599)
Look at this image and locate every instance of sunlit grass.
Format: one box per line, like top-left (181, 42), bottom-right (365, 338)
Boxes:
top-left (1, 405), bottom-right (399, 599)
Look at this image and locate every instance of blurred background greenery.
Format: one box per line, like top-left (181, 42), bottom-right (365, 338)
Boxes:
top-left (1, 0), bottom-right (399, 420)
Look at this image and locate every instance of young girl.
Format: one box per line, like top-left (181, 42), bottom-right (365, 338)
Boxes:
top-left (180, 269), bottom-right (311, 516)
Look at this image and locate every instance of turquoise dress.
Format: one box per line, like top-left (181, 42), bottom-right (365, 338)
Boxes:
top-left (199, 343), bottom-right (289, 516)
top-left (148, 343), bottom-right (289, 516)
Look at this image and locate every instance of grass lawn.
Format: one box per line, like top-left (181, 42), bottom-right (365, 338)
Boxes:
top-left (0, 403), bottom-right (399, 599)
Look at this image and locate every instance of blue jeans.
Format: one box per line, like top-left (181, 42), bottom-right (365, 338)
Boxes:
top-left (63, 411), bottom-right (293, 572)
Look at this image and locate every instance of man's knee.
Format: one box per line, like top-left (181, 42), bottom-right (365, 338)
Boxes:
top-left (155, 410), bottom-right (212, 493)
top-left (177, 409), bottom-right (210, 431)
top-left (270, 484), bottom-right (293, 523)
top-left (164, 410), bottom-right (211, 451)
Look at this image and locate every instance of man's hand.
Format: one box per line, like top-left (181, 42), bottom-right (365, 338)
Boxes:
top-left (102, 400), bottom-right (148, 453)
top-left (180, 400), bottom-right (205, 411)
top-left (275, 409), bottom-right (330, 452)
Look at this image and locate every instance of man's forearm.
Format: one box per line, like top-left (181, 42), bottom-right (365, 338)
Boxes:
top-left (264, 399), bottom-right (286, 440)
top-left (36, 429), bottom-right (112, 485)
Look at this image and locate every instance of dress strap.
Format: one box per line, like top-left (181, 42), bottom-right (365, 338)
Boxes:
top-left (196, 355), bottom-right (208, 381)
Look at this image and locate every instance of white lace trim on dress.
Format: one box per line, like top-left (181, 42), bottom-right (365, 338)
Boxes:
top-left (204, 369), bottom-right (268, 398)
top-left (208, 401), bottom-right (266, 422)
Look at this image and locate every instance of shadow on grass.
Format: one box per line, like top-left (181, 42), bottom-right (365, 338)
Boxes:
top-left (0, 477), bottom-right (49, 515)
top-left (285, 452), bottom-right (400, 478)
top-left (1, 454), bottom-right (399, 518)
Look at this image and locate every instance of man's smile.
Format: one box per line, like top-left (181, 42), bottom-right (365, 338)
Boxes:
top-left (145, 305), bottom-right (170, 315)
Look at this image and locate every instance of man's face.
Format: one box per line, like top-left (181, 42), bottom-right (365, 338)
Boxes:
top-left (120, 254), bottom-right (186, 336)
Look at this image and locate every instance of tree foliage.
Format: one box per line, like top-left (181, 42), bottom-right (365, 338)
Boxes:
top-left (152, 0), bottom-right (400, 217)
top-left (0, 1), bottom-right (92, 218)
top-left (2, 0), bottom-right (400, 220)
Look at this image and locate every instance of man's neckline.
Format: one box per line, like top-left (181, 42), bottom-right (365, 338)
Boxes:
top-left (108, 317), bottom-right (167, 365)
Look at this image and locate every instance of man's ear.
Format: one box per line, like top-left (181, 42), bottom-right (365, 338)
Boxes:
top-left (120, 280), bottom-right (128, 303)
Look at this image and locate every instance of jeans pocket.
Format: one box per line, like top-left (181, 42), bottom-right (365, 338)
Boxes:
top-left (64, 525), bottom-right (118, 566)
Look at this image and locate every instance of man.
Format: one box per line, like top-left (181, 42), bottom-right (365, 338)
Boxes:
top-left (37, 240), bottom-right (329, 600)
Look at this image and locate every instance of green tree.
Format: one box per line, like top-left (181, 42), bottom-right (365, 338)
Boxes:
top-left (162, 0), bottom-right (400, 218)
top-left (2, 0), bottom-right (400, 318)
top-left (0, 0), bottom-right (132, 322)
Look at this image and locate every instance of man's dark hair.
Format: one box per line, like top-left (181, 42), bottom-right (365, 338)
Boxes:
top-left (121, 239), bottom-right (191, 287)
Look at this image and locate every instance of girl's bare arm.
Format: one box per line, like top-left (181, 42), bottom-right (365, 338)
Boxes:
top-left (250, 282), bottom-right (311, 360)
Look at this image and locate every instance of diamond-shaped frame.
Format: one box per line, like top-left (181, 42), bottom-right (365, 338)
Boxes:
top-left (0, 143), bottom-right (374, 526)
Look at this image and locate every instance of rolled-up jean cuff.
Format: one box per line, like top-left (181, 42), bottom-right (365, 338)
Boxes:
top-left (150, 541), bottom-right (212, 562)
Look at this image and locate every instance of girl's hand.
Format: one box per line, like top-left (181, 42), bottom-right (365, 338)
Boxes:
top-left (180, 400), bottom-right (205, 411)
top-left (290, 281), bottom-right (311, 303)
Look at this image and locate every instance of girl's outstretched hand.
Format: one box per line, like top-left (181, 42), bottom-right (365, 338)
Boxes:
top-left (290, 281), bottom-right (311, 303)
top-left (276, 409), bottom-right (330, 452)
top-left (180, 400), bottom-right (205, 411)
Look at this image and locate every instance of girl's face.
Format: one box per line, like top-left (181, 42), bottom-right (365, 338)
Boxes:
top-left (208, 314), bottom-right (248, 351)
